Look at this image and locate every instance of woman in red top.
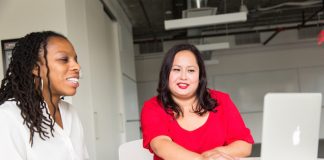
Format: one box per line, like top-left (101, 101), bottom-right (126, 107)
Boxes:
top-left (141, 44), bottom-right (254, 160)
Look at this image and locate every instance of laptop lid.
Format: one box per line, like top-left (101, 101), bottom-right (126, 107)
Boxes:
top-left (261, 93), bottom-right (322, 160)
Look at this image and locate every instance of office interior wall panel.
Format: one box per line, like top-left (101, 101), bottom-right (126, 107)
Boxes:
top-left (137, 81), bottom-right (158, 111)
top-left (299, 66), bottom-right (324, 139)
top-left (125, 121), bottom-right (141, 141)
top-left (212, 69), bottom-right (299, 113)
top-left (123, 76), bottom-right (139, 121)
top-left (119, 25), bottom-right (136, 80)
top-left (85, 1), bottom-right (122, 159)
top-left (299, 66), bottom-right (324, 106)
top-left (135, 58), bottom-right (162, 82)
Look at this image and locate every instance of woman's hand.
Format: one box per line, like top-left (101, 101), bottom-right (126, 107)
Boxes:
top-left (201, 148), bottom-right (239, 160)
top-left (202, 140), bottom-right (252, 158)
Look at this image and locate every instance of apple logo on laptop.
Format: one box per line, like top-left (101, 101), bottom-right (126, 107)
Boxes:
top-left (292, 126), bottom-right (301, 146)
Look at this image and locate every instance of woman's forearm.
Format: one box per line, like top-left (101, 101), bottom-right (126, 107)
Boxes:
top-left (214, 140), bottom-right (252, 157)
top-left (150, 136), bottom-right (203, 160)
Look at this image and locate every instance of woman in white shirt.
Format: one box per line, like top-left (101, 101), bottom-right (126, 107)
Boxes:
top-left (0, 31), bottom-right (88, 160)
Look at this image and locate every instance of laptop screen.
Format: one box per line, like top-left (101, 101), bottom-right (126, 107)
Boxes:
top-left (261, 93), bottom-right (322, 160)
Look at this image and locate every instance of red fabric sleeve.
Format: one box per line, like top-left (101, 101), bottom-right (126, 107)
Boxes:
top-left (221, 93), bottom-right (254, 144)
top-left (140, 98), bottom-right (171, 152)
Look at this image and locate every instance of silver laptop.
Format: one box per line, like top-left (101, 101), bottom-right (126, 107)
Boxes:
top-left (261, 93), bottom-right (322, 160)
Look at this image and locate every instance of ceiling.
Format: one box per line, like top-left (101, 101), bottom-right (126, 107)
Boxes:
top-left (117, 0), bottom-right (324, 44)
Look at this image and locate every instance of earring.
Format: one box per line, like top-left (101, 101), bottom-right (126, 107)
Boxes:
top-left (40, 78), bottom-right (43, 91)
top-left (34, 77), bottom-right (43, 91)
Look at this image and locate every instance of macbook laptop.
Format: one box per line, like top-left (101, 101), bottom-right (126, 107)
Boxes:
top-left (260, 93), bottom-right (322, 160)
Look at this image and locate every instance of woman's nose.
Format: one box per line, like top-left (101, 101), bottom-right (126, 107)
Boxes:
top-left (71, 61), bottom-right (81, 72)
top-left (180, 70), bottom-right (187, 80)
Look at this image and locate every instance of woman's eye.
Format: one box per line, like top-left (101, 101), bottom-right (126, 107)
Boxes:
top-left (59, 58), bottom-right (68, 62)
top-left (172, 68), bottom-right (180, 71)
top-left (188, 69), bottom-right (195, 73)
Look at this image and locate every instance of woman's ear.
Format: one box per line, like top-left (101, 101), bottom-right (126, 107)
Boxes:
top-left (32, 64), bottom-right (40, 76)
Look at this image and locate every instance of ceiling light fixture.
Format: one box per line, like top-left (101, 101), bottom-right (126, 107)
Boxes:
top-left (204, 59), bottom-right (220, 65)
top-left (195, 42), bottom-right (230, 51)
top-left (164, 11), bottom-right (247, 30)
top-left (195, 42), bottom-right (229, 65)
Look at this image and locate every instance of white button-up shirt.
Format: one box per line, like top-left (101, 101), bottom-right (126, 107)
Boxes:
top-left (0, 100), bottom-right (88, 160)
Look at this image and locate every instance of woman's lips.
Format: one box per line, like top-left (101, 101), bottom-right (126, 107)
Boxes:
top-left (67, 77), bottom-right (79, 88)
top-left (177, 83), bottom-right (189, 89)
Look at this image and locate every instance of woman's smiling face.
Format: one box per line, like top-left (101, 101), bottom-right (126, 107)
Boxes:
top-left (168, 50), bottom-right (199, 100)
top-left (38, 36), bottom-right (80, 100)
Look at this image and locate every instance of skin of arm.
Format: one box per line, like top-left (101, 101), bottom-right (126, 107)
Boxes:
top-left (201, 140), bottom-right (252, 158)
top-left (150, 136), bottom-right (250, 160)
top-left (150, 135), bottom-right (205, 160)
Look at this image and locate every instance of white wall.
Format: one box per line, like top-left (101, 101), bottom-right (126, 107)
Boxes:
top-left (102, 0), bottom-right (141, 142)
top-left (135, 30), bottom-right (324, 144)
top-left (85, 0), bottom-right (122, 158)
top-left (65, 0), bottom-right (97, 158)
top-left (0, 0), bottom-right (68, 78)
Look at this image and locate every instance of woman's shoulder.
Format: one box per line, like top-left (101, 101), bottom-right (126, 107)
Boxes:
top-left (0, 101), bottom-right (29, 149)
top-left (141, 96), bottom-right (172, 124)
top-left (141, 96), bottom-right (165, 113)
top-left (143, 96), bottom-right (161, 107)
top-left (0, 101), bottom-right (22, 120)
top-left (0, 101), bottom-right (26, 131)
top-left (0, 100), bottom-right (18, 108)
top-left (208, 89), bottom-right (230, 99)
top-left (208, 89), bottom-right (233, 108)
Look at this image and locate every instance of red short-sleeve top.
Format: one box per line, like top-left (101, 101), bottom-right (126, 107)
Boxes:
top-left (140, 89), bottom-right (254, 160)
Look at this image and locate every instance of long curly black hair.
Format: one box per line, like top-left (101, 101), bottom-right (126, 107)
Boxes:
top-left (0, 31), bottom-right (68, 145)
top-left (157, 44), bottom-right (218, 118)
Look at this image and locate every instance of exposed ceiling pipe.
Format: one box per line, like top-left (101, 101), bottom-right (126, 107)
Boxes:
top-left (262, 28), bottom-right (284, 45)
top-left (250, 4), bottom-right (322, 18)
top-left (134, 23), bottom-right (322, 44)
top-left (300, 6), bottom-right (323, 26)
top-left (257, 0), bottom-right (321, 11)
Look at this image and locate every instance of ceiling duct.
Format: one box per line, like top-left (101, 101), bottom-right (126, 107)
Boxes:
top-left (190, 0), bottom-right (208, 9)
top-left (182, 7), bottom-right (217, 19)
top-left (164, 0), bottom-right (247, 30)
top-left (185, 0), bottom-right (230, 53)
top-left (184, 0), bottom-right (216, 38)
top-left (183, 0), bottom-right (216, 20)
